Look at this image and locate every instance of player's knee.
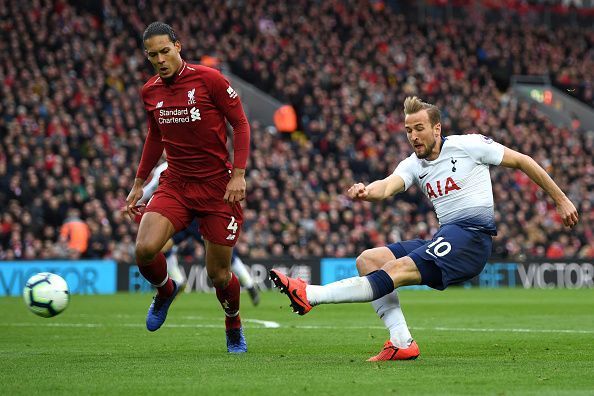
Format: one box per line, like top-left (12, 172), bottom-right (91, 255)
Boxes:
top-left (381, 257), bottom-right (421, 287)
top-left (355, 254), bottom-right (368, 276)
top-left (135, 240), bottom-right (160, 263)
top-left (382, 258), bottom-right (409, 274)
top-left (356, 250), bottom-right (379, 276)
top-left (208, 268), bottom-right (230, 289)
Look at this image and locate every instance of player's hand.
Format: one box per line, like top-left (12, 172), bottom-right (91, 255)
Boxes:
top-left (224, 173), bottom-right (246, 204)
top-left (347, 183), bottom-right (369, 200)
top-left (556, 196), bottom-right (579, 228)
top-left (125, 184), bottom-right (145, 221)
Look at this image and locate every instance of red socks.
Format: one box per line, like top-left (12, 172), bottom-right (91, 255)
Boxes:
top-left (137, 252), bottom-right (174, 297)
top-left (215, 273), bottom-right (241, 329)
top-left (139, 255), bottom-right (240, 329)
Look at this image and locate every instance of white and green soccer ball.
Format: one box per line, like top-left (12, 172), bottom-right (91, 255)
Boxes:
top-left (23, 272), bottom-right (70, 318)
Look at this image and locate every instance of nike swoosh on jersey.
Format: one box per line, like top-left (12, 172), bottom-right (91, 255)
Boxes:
top-left (419, 173), bottom-right (429, 179)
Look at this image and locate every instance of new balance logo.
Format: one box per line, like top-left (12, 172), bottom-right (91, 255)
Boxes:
top-left (226, 234), bottom-right (236, 241)
top-left (190, 107), bottom-right (201, 121)
top-left (156, 101), bottom-right (163, 108)
top-left (227, 86), bottom-right (238, 99)
top-left (187, 88), bottom-right (196, 105)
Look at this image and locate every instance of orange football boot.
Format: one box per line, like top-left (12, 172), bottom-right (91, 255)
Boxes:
top-left (367, 340), bottom-right (420, 361)
top-left (269, 269), bottom-right (312, 315)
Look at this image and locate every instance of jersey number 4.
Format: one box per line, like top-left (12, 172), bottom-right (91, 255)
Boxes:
top-left (227, 216), bottom-right (238, 234)
top-left (425, 237), bottom-right (452, 258)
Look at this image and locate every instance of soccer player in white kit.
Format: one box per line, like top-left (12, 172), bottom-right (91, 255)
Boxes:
top-left (270, 96), bottom-right (579, 361)
top-left (137, 162), bottom-right (261, 305)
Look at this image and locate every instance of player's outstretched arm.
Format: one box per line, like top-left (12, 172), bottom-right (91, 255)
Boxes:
top-left (500, 147), bottom-right (579, 228)
top-left (347, 173), bottom-right (405, 201)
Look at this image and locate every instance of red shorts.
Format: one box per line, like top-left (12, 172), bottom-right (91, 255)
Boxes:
top-left (145, 173), bottom-right (243, 247)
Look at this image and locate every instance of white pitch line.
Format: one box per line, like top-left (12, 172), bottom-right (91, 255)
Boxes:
top-left (292, 325), bottom-right (594, 334)
top-left (1, 322), bottom-right (593, 334)
top-left (414, 326), bottom-right (594, 334)
top-left (243, 319), bottom-right (281, 328)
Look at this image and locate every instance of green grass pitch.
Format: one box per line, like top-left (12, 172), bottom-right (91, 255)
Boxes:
top-left (1, 288), bottom-right (593, 395)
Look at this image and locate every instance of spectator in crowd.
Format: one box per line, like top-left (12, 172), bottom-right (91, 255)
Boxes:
top-left (59, 208), bottom-right (90, 258)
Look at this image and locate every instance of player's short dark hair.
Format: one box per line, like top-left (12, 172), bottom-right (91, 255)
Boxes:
top-left (143, 22), bottom-right (178, 44)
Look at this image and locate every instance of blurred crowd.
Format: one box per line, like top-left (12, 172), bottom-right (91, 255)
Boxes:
top-left (0, 0), bottom-right (592, 263)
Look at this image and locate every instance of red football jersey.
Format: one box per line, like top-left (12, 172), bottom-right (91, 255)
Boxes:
top-left (136, 61), bottom-right (250, 181)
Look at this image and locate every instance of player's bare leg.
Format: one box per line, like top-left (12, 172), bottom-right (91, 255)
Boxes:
top-left (379, 256), bottom-right (422, 288)
top-left (160, 238), bottom-right (174, 253)
top-left (205, 240), bottom-right (247, 353)
top-left (136, 212), bottom-right (181, 331)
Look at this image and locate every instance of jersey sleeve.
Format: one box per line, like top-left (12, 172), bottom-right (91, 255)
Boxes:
top-left (392, 156), bottom-right (418, 191)
top-left (206, 69), bottom-right (250, 169)
top-left (462, 134), bottom-right (505, 165)
top-left (136, 114), bottom-right (165, 180)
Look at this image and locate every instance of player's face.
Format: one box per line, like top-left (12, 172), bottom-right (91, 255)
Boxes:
top-left (405, 110), bottom-right (441, 160)
top-left (144, 35), bottom-right (182, 79)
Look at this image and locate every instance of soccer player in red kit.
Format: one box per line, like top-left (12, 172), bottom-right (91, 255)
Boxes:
top-left (125, 22), bottom-right (250, 353)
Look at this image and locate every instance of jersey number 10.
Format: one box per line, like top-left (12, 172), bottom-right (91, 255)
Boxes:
top-left (425, 237), bottom-right (452, 258)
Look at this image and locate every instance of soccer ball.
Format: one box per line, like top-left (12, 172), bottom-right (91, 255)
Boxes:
top-left (23, 272), bottom-right (70, 318)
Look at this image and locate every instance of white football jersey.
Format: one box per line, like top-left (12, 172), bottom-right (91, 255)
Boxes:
top-left (394, 134), bottom-right (505, 234)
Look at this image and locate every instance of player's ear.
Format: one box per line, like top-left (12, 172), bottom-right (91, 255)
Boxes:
top-left (174, 40), bottom-right (181, 53)
top-left (434, 122), bottom-right (441, 138)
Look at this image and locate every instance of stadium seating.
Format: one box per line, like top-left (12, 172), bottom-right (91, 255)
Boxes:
top-left (0, 0), bottom-right (591, 261)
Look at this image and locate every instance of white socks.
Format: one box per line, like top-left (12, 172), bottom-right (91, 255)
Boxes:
top-left (231, 256), bottom-right (254, 288)
top-left (371, 291), bottom-right (413, 348)
top-left (306, 276), bottom-right (374, 305)
top-left (165, 247), bottom-right (186, 285)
